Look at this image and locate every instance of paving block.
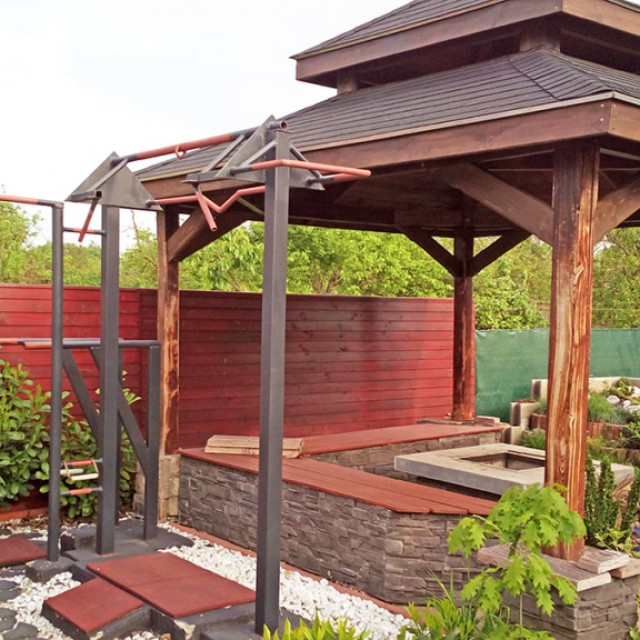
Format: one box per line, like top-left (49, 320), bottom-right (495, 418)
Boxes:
top-left (42, 578), bottom-right (149, 640)
top-left (88, 552), bottom-right (255, 618)
top-left (0, 536), bottom-right (46, 568)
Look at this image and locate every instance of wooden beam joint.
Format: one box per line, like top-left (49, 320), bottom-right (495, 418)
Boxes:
top-left (434, 163), bottom-right (554, 245)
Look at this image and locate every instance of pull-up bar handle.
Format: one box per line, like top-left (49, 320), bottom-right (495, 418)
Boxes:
top-left (113, 124), bottom-right (281, 165)
top-left (0, 194), bottom-right (63, 208)
top-left (230, 158), bottom-right (371, 178)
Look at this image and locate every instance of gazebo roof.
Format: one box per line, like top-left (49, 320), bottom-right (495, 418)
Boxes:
top-left (296, 0), bottom-right (640, 59)
top-left (139, 48), bottom-right (640, 183)
top-left (293, 0), bottom-right (640, 87)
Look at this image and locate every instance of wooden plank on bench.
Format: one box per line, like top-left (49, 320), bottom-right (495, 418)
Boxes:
top-left (301, 423), bottom-right (503, 456)
top-left (288, 458), bottom-right (495, 515)
top-left (182, 450), bottom-right (495, 516)
top-left (205, 435), bottom-right (303, 457)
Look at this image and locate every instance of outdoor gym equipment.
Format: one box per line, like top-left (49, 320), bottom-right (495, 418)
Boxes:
top-left (0, 116), bottom-right (370, 633)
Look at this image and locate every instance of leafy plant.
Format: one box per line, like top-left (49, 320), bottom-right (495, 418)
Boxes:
top-left (263, 616), bottom-right (369, 640)
top-left (587, 393), bottom-right (619, 423)
top-left (450, 484), bottom-right (583, 619)
top-left (622, 421), bottom-right (640, 450)
top-left (520, 428), bottom-right (546, 450)
top-left (36, 395), bottom-right (138, 519)
top-left (0, 356), bottom-right (50, 507)
top-left (0, 353), bottom-right (138, 519)
top-left (404, 484), bottom-right (584, 639)
top-left (584, 455), bottom-right (640, 549)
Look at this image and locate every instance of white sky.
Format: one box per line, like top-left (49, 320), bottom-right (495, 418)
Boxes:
top-left (0, 0), bottom-right (401, 243)
top-left (2, 0), bottom-right (639, 245)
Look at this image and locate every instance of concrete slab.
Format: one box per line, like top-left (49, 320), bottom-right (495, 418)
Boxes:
top-left (395, 443), bottom-right (634, 496)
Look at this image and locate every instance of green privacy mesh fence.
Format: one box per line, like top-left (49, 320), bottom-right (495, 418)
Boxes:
top-left (475, 329), bottom-right (640, 421)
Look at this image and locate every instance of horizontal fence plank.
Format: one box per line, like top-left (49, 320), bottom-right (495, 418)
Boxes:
top-left (2, 285), bottom-right (457, 449)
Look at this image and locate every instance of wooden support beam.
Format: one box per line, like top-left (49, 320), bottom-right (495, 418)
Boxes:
top-left (167, 209), bottom-right (250, 263)
top-left (452, 225), bottom-right (475, 422)
top-left (593, 172), bottom-right (640, 243)
top-left (399, 226), bottom-right (461, 276)
top-left (470, 228), bottom-right (531, 276)
top-left (157, 210), bottom-right (181, 454)
top-left (546, 141), bottom-right (599, 561)
top-left (434, 163), bottom-right (555, 244)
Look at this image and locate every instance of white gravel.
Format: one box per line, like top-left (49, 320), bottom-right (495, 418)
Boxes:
top-left (0, 521), bottom-right (407, 640)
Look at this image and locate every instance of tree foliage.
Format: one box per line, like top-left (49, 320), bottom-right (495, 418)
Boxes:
top-left (0, 201), bottom-right (38, 283)
top-left (5, 199), bottom-right (640, 330)
top-left (592, 228), bottom-right (640, 328)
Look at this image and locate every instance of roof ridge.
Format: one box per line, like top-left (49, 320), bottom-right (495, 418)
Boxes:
top-left (508, 48), bottom-right (612, 101)
top-left (294, 0), bottom-right (505, 59)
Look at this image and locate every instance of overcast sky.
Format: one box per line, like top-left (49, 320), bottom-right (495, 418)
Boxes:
top-left (0, 0), bottom-right (402, 242)
top-left (2, 0), bottom-right (639, 244)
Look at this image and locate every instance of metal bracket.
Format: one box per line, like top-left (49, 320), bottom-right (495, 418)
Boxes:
top-left (188, 117), bottom-right (324, 191)
top-left (67, 152), bottom-right (163, 211)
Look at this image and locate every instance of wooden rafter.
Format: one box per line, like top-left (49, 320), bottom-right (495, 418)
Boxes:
top-left (399, 226), bottom-right (461, 276)
top-left (167, 210), bottom-right (252, 263)
top-left (593, 172), bottom-right (640, 243)
top-left (434, 163), bottom-right (554, 245)
top-left (470, 228), bottom-right (531, 276)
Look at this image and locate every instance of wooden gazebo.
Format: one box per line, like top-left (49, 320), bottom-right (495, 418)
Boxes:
top-left (139, 0), bottom-right (640, 562)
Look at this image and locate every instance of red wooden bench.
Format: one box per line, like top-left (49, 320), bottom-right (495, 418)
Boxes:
top-left (181, 449), bottom-right (495, 516)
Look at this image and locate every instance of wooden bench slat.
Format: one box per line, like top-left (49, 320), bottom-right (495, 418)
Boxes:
top-left (300, 423), bottom-right (503, 456)
top-left (182, 450), bottom-right (494, 516)
top-left (289, 458), bottom-right (495, 515)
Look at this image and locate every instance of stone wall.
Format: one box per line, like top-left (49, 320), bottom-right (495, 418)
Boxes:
top-left (310, 431), bottom-right (501, 479)
top-left (505, 574), bottom-right (640, 640)
top-left (179, 457), bottom-right (481, 603)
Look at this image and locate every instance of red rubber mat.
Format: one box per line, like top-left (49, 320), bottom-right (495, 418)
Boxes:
top-left (44, 578), bottom-right (145, 633)
top-left (0, 535), bottom-right (46, 567)
top-left (88, 552), bottom-right (255, 618)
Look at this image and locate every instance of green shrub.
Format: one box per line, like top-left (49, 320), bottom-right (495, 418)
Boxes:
top-left (0, 357), bottom-right (50, 507)
top-left (35, 400), bottom-right (138, 519)
top-left (403, 484), bottom-right (585, 639)
top-left (622, 421), bottom-right (640, 450)
top-left (584, 455), bottom-right (640, 550)
top-left (520, 428), bottom-right (546, 450)
top-left (263, 616), bottom-right (369, 640)
top-left (0, 353), bottom-right (137, 519)
top-left (587, 393), bottom-right (618, 423)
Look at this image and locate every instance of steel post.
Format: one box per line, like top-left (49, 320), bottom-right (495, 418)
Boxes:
top-left (96, 206), bottom-right (120, 555)
top-left (144, 345), bottom-right (160, 540)
top-left (47, 204), bottom-right (64, 562)
top-left (255, 127), bottom-right (291, 633)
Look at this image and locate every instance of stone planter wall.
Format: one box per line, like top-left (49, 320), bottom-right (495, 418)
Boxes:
top-left (309, 430), bottom-right (501, 480)
top-left (506, 574), bottom-right (640, 640)
top-left (179, 456), bottom-right (482, 603)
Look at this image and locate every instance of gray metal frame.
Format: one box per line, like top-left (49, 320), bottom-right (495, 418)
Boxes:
top-left (255, 127), bottom-right (291, 632)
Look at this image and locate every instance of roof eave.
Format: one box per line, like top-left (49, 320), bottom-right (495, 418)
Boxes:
top-left (294, 0), bottom-right (640, 87)
top-left (141, 94), bottom-right (640, 196)
top-left (294, 0), bottom-right (562, 85)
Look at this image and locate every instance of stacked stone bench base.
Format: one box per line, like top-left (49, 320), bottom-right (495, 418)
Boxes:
top-left (178, 452), bottom-right (496, 603)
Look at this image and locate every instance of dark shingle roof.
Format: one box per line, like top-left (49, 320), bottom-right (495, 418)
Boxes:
top-left (294, 0), bottom-right (501, 58)
top-left (294, 0), bottom-right (640, 59)
top-left (138, 49), bottom-right (640, 181)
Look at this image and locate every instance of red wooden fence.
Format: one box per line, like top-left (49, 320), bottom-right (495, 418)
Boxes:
top-left (0, 285), bottom-right (144, 415)
top-left (1, 285), bottom-right (456, 449)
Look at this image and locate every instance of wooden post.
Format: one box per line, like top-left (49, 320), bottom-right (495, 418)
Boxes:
top-left (452, 227), bottom-right (475, 421)
top-left (157, 210), bottom-right (181, 455)
top-left (546, 141), bottom-right (599, 561)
